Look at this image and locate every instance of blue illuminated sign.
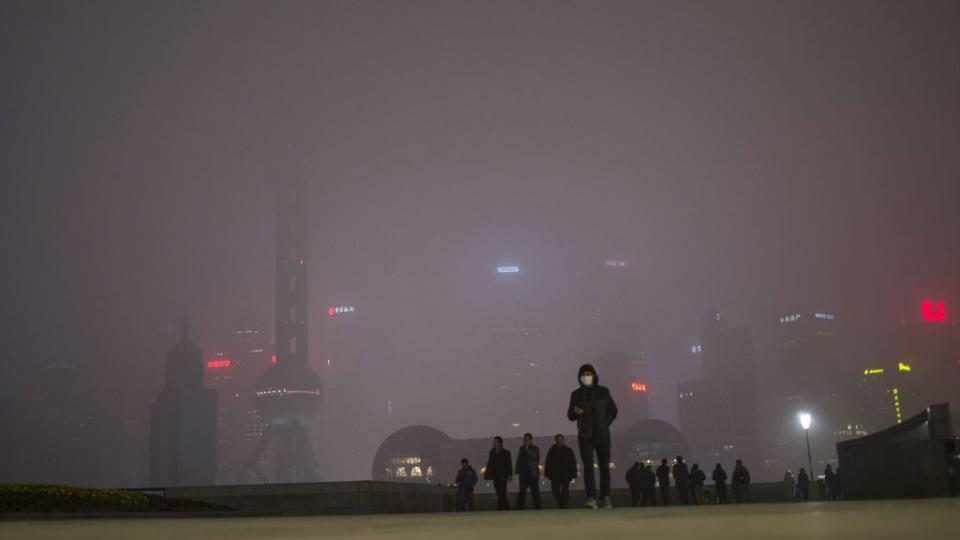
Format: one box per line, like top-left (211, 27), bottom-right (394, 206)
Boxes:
top-left (496, 266), bottom-right (520, 274)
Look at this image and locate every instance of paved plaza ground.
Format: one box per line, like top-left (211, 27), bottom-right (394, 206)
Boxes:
top-left (2, 499), bottom-right (957, 540)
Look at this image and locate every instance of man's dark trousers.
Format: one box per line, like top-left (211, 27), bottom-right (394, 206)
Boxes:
top-left (516, 476), bottom-right (541, 509)
top-left (578, 437), bottom-right (611, 499)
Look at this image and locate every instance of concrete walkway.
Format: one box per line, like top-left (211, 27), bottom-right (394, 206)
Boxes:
top-left (2, 499), bottom-right (957, 540)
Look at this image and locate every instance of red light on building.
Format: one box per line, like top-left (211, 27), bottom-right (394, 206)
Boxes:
top-left (271, 354), bottom-right (277, 364)
top-left (206, 359), bottom-right (232, 369)
top-left (328, 307), bottom-right (335, 317)
top-left (631, 381), bottom-right (647, 393)
top-left (920, 300), bottom-right (947, 322)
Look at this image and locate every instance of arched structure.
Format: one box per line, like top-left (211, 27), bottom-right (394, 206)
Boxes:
top-left (371, 425), bottom-right (454, 483)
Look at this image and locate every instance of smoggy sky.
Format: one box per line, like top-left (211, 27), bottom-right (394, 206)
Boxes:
top-left (1, 0), bottom-right (958, 461)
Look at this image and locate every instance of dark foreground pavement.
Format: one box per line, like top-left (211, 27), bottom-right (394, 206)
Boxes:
top-left (2, 499), bottom-right (957, 540)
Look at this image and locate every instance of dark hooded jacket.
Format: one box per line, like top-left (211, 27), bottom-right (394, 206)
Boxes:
top-left (567, 363), bottom-right (618, 441)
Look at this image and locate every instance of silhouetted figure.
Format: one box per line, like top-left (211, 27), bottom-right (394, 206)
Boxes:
top-left (712, 463), bottom-right (728, 504)
top-left (544, 433), bottom-right (578, 509)
top-left (656, 458), bottom-right (671, 505)
top-left (642, 464), bottom-right (657, 506)
top-left (823, 465), bottom-right (835, 501)
top-left (783, 470), bottom-right (796, 501)
top-left (515, 433), bottom-right (542, 510)
top-left (690, 464), bottom-right (706, 505)
top-left (626, 462), bottom-right (644, 507)
top-left (567, 364), bottom-right (618, 509)
top-left (732, 459), bottom-right (751, 503)
top-left (485, 436), bottom-right (513, 510)
top-left (454, 458), bottom-right (478, 511)
top-left (673, 456), bottom-right (691, 505)
top-left (796, 468), bottom-right (810, 501)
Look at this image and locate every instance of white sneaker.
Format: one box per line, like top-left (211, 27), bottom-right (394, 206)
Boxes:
top-left (584, 497), bottom-right (598, 509)
top-left (601, 496), bottom-right (613, 509)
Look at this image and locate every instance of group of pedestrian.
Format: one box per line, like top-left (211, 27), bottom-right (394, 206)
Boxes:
top-left (624, 458), bottom-right (750, 506)
top-left (784, 465), bottom-right (844, 502)
top-left (455, 364), bottom-right (618, 511)
top-left (452, 363), bottom-right (761, 511)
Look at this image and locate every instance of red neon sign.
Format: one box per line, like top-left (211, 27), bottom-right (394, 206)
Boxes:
top-left (206, 359), bottom-right (232, 369)
top-left (920, 300), bottom-right (946, 322)
top-left (631, 381), bottom-right (647, 393)
top-left (271, 354), bottom-right (277, 364)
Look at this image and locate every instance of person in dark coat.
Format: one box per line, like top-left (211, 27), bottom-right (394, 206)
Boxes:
top-left (732, 459), bottom-right (751, 503)
top-left (796, 467), bottom-right (810, 501)
top-left (656, 458), bottom-right (671, 506)
top-left (690, 463), bottom-right (706, 505)
top-left (823, 465), bottom-right (835, 501)
top-left (544, 433), bottom-right (578, 509)
top-left (641, 464), bottom-right (657, 506)
top-left (514, 433), bottom-right (542, 510)
top-left (673, 456), bottom-right (691, 505)
top-left (712, 463), bottom-right (728, 504)
top-left (567, 363), bottom-right (618, 509)
top-left (484, 436), bottom-right (513, 510)
top-left (831, 467), bottom-right (843, 500)
top-left (626, 462), bottom-right (644, 507)
top-left (454, 458), bottom-right (478, 511)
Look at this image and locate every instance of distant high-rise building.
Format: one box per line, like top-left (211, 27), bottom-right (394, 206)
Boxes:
top-left (203, 316), bottom-right (272, 484)
top-left (894, 295), bottom-right (960, 432)
top-left (767, 308), bottom-right (854, 471)
top-left (317, 299), bottom-right (368, 480)
top-left (149, 318), bottom-right (217, 486)
top-left (592, 349), bottom-right (650, 427)
top-left (578, 259), bottom-right (644, 358)
top-left (677, 311), bottom-right (760, 468)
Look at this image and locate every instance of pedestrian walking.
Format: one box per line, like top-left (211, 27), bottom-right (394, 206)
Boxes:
top-left (544, 434), bottom-right (578, 509)
top-left (656, 458), bottom-right (671, 506)
top-left (484, 436), bottom-right (513, 510)
top-left (690, 464), bottom-right (706, 505)
top-left (712, 463), bottom-right (728, 504)
top-left (567, 364), bottom-right (618, 509)
top-left (732, 459), bottom-right (751, 503)
top-left (454, 458), bottom-right (478, 511)
top-left (514, 433), bottom-right (542, 510)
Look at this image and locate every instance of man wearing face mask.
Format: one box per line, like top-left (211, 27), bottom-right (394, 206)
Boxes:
top-left (567, 363), bottom-right (618, 509)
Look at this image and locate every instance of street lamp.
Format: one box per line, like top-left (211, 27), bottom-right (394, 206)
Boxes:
top-left (798, 412), bottom-right (813, 478)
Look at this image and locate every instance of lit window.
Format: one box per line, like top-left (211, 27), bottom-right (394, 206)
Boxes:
top-left (411, 466), bottom-right (422, 477)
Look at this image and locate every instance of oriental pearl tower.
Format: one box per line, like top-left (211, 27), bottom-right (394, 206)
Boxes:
top-left (239, 178), bottom-right (323, 483)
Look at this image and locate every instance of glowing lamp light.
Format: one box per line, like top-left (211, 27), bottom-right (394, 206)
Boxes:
top-left (920, 300), bottom-right (946, 322)
top-left (206, 359), bottom-right (231, 369)
top-left (798, 412), bottom-right (812, 430)
top-left (631, 381), bottom-right (648, 393)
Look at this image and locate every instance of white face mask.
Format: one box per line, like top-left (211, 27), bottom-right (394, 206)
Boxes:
top-left (580, 374), bottom-right (594, 386)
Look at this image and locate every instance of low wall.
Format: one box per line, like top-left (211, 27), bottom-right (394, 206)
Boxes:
top-left (162, 481), bottom-right (454, 515)
top-left (153, 480), bottom-right (805, 515)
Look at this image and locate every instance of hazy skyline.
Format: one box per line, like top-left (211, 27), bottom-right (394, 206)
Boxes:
top-left (1, 0), bottom-right (958, 485)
